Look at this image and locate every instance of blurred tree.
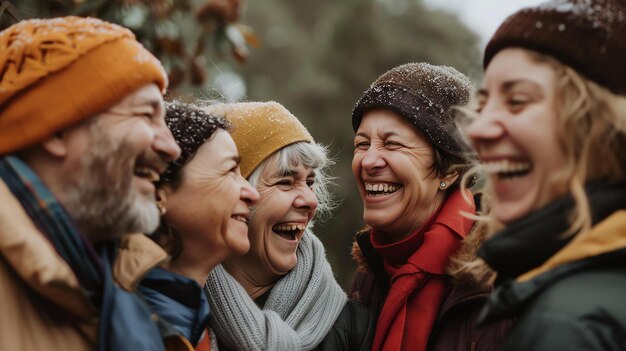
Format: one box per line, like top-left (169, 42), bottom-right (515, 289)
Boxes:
top-left (0, 0), bottom-right (258, 89)
top-left (235, 0), bottom-right (482, 288)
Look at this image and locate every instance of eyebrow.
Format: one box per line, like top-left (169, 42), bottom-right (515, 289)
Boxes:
top-left (275, 168), bottom-right (315, 178)
top-left (355, 131), bottom-right (401, 138)
top-left (279, 169), bottom-right (298, 177)
top-left (478, 79), bottom-right (544, 97)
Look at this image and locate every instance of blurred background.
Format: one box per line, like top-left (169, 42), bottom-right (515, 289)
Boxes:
top-left (1, 0), bottom-right (537, 289)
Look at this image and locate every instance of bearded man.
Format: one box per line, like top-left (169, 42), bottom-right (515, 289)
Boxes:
top-left (0, 17), bottom-right (181, 350)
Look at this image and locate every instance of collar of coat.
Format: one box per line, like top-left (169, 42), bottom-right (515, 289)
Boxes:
top-left (518, 210), bottom-right (626, 282)
top-left (0, 179), bottom-right (167, 320)
top-left (479, 210), bottom-right (626, 324)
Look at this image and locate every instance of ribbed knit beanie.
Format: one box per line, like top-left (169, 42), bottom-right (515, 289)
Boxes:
top-left (0, 16), bottom-right (168, 155)
top-left (352, 62), bottom-right (472, 153)
top-left (484, 0), bottom-right (626, 95)
top-left (205, 101), bottom-right (313, 178)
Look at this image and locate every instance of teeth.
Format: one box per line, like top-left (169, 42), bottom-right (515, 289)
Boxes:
top-left (272, 224), bottom-right (306, 231)
top-left (135, 167), bottom-right (160, 182)
top-left (232, 215), bottom-right (249, 224)
top-left (482, 160), bottom-right (531, 177)
top-left (364, 182), bottom-right (401, 194)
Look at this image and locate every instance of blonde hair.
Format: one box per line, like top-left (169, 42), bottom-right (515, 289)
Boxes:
top-left (454, 51), bottom-right (626, 283)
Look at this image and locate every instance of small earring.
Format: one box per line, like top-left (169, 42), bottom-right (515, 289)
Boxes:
top-left (156, 189), bottom-right (167, 216)
top-left (156, 201), bottom-right (167, 216)
top-left (439, 182), bottom-right (447, 190)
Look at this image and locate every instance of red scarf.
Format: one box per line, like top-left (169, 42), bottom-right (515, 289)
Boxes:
top-left (371, 190), bottom-right (475, 351)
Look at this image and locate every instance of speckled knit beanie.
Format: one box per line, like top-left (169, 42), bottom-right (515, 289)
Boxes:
top-left (204, 101), bottom-right (313, 178)
top-left (160, 101), bottom-right (230, 185)
top-left (0, 16), bottom-right (168, 155)
top-left (484, 0), bottom-right (626, 95)
top-left (352, 62), bottom-right (472, 153)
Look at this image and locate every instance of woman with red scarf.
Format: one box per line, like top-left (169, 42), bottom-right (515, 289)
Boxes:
top-left (349, 62), bottom-right (512, 351)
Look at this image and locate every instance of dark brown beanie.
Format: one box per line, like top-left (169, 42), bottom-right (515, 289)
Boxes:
top-left (484, 0), bottom-right (626, 95)
top-left (352, 62), bottom-right (472, 153)
top-left (160, 102), bottom-right (230, 185)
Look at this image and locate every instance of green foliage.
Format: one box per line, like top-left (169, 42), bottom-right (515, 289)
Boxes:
top-left (0, 0), bottom-right (254, 89)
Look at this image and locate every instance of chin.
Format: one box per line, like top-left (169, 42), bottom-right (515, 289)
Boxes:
top-left (127, 196), bottom-right (161, 234)
top-left (276, 257), bottom-right (298, 274)
top-left (493, 201), bottom-right (533, 225)
top-left (228, 238), bottom-right (251, 256)
top-left (363, 210), bottom-right (397, 230)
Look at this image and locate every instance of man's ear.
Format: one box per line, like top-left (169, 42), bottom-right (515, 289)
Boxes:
top-left (40, 132), bottom-right (67, 157)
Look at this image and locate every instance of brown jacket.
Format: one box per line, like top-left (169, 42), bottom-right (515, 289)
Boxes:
top-left (0, 180), bottom-right (168, 350)
top-left (350, 227), bottom-right (514, 351)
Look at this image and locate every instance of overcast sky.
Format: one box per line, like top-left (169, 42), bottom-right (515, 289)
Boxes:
top-left (423, 0), bottom-right (545, 45)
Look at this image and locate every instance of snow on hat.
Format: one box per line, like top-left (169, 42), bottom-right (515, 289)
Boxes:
top-left (484, 0), bottom-right (626, 95)
top-left (160, 101), bottom-right (230, 185)
top-left (352, 62), bottom-right (472, 153)
top-left (205, 101), bottom-right (313, 179)
top-left (0, 16), bottom-right (168, 155)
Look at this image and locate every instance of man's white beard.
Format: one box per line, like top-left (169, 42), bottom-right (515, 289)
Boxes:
top-left (61, 122), bottom-right (163, 242)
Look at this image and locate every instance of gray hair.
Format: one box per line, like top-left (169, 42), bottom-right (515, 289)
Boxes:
top-left (247, 141), bottom-right (336, 222)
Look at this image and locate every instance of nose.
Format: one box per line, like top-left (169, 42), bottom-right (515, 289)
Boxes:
top-left (153, 122), bottom-right (182, 162)
top-left (293, 185), bottom-right (318, 211)
top-left (466, 104), bottom-right (505, 144)
top-left (361, 146), bottom-right (386, 172)
top-left (240, 178), bottom-right (260, 206)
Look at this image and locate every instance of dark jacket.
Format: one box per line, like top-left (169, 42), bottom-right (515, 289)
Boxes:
top-left (139, 267), bottom-right (211, 348)
top-left (479, 181), bottom-right (626, 350)
top-left (315, 300), bottom-right (375, 351)
top-left (350, 230), bottom-right (513, 351)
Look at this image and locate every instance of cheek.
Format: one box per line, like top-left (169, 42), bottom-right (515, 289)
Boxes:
top-left (351, 153), bottom-right (363, 179)
top-left (122, 121), bottom-right (156, 150)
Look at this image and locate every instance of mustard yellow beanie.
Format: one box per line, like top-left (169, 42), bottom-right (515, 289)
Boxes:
top-left (205, 101), bottom-right (313, 178)
top-left (0, 16), bottom-right (168, 155)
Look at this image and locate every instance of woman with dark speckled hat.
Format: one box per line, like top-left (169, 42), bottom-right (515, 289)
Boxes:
top-left (349, 62), bottom-right (513, 351)
top-left (138, 101), bottom-right (260, 350)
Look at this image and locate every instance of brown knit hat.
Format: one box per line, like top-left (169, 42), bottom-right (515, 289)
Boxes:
top-left (484, 0), bottom-right (626, 95)
top-left (352, 62), bottom-right (472, 153)
top-left (0, 16), bottom-right (168, 155)
top-left (204, 101), bottom-right (313, 178)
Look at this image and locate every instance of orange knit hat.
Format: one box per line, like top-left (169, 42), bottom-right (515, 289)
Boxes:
top-left (0, 16), bottom-right (168, 155)
top-left (204, 101), bottom-right (313, 178)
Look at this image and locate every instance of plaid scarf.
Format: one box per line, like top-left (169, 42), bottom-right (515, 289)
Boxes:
top-left (0, 156), bottom-right (164, 351)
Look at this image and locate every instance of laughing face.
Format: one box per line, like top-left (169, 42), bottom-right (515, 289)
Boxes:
top-left (468, 48), bottom-right (568, 224)
top-left (164, 129), bottom-right (260, 257)
top-left (245, 158), bottom-right (318, 277)
top-left (60, 84), bottom-right (181, 241)
top-left (352, 109), bottom-right (456, 242)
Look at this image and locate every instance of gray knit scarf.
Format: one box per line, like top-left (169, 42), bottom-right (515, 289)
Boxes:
top-left (205, 231), bottom-right (348, 350)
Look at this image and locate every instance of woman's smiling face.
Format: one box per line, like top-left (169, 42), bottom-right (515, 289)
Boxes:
top-left (246, 157), bottom-right (318, 276)
top-left (352, 109), bottom-right (453, 241)
top-left (468, 48), bottom-right (568, 224)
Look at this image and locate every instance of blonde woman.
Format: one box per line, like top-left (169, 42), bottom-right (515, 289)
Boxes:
top-left (465, 0), bottom-right (626, 350)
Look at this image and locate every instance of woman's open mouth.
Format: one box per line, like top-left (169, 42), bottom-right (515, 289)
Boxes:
top-left (364, 182), bottom-right (402, 197)
top-left (272, 223), bottom-right (306, 241)
top-left (484, 159), bottom-right (533, 180)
